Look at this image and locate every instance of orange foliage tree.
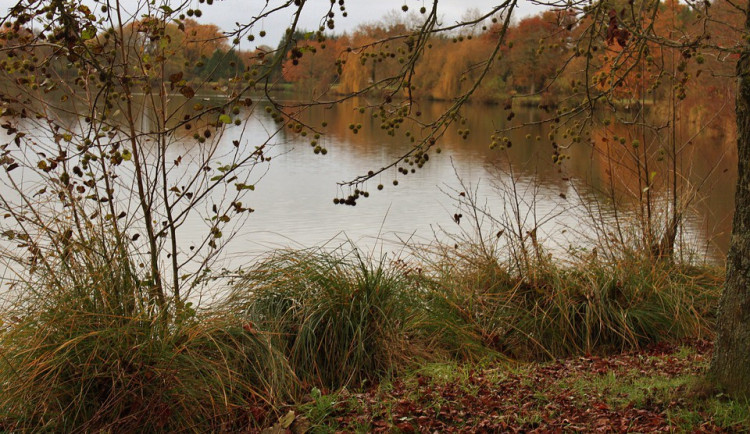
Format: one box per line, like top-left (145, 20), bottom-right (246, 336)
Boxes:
top-left (281, 36), bottom-right (342, 97)
top-left (505, 12), bottom-right (569, 95)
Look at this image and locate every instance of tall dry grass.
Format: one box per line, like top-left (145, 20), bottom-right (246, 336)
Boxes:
top-left (222, 248), bottom-right (436, 389)
top-left (0, 239), bottom-right (293, 432)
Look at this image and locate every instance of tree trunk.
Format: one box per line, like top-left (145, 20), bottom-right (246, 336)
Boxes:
top-left (709, 9), bottom-right (750, 398)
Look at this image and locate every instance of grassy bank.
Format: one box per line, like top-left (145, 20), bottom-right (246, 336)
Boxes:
top-left (0, 241), bottom-right (737, 431)
top-left (0, 254), bottom-right (294, 431)
top-left (295, 340), bottom-right (749, 432)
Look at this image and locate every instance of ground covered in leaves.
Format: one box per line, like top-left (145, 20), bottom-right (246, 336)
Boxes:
top-left (287, 340), bottom-right (749, 433)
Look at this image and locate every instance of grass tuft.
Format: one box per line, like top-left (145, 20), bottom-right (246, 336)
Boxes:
top-left (419, 242), bottom-right (720, 360)
top-left (223, 247), bottom-right (435, 390)
top-left (0, 247), bottom-right (293, 432)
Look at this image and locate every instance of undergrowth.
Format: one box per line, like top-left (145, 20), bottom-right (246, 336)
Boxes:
top-left (0, 238), bottom-right (725, 431)
top-left (0, 244), bottom-right (292, 432)
top-left (420, 245), bottom-right (720, 360)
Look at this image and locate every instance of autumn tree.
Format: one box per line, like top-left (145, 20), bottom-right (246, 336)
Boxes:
top-left (0, 0), bottom-right (271, 311)
top-left (709, 0), bottom-right (750, 399)
top-left (281, 34), bottom-right (341, 96)
top-left (539, 0), bottom-right (750, 395)
top-left (505, 12), bottom-right (566, 95)
top-left (337, 23), bottom-right (410, 94)
top-left (182, 18), bottom-right (227, 66)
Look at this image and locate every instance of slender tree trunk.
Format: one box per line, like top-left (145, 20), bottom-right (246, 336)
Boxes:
top-left (709, 8), bottom-right (750, 398)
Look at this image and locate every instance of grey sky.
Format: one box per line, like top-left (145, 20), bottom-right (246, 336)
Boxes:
top-left (0, 0), bottom-right (547, 49)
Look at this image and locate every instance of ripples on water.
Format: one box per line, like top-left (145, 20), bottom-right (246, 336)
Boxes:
top-left (0, 96), bottom-right (734, 290)
top-left (215, 98), bottom-right (732, 266)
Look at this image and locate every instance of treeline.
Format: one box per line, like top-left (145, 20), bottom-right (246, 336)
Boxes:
top-left (109, 18), bottom-right (262, 83)
top-left (0, 18), bottom-right (268, 84)
top-left (280, 0), bottom-right (739, 106)
top-left (0, 1), bottom-right (739, 105)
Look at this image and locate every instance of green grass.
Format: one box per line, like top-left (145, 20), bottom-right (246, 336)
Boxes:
top-left (299, 344), bottom-right (749, 432)
top-left (559, 349), bottom-right (750, 431)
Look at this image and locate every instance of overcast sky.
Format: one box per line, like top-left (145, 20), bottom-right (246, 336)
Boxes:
top-left (0, 0), bottom-right (548, 49)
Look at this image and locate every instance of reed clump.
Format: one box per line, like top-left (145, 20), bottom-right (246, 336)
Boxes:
top-left (420, 242), bottom-right (721, 360)
top-left (0, 239), bottom-right (722, 431)
top-left (223, 248), bottom-right (433, 390)
top-left (0, 244), bottom-right (292, 432)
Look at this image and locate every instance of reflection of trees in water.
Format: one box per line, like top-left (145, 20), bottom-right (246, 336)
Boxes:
top-left (1, 95), bottom-right (732, 264)
top-left (585, 106), bottom-right (733, 260)
top-left (271, 99), bottom-right (731, 261)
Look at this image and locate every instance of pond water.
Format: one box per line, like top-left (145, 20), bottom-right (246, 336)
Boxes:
top-left (0, 94), bottom-right (736, 289)
top-left (207, 96), bottom-right (734, 265)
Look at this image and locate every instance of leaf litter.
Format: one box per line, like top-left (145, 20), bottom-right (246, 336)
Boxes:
top-left (289, 339), bottom-right (748, 433)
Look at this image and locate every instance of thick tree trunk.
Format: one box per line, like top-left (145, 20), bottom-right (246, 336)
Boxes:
top-left (709, 9), bottom-right (750, 398)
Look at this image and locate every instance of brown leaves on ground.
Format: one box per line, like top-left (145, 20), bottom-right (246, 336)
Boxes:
top-left (302, 340), bottom-right (746, 433)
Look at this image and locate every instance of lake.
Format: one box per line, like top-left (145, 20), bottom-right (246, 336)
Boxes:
top-left (0, 94), bottom-right (736, 290)
top-left (199, 96), bottom-right (735, 266)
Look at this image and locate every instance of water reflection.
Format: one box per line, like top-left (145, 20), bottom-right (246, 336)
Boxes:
top-left (222, 98), bottom-right (733, 264)
top-left (0, 95), bottom-right (735, 274)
